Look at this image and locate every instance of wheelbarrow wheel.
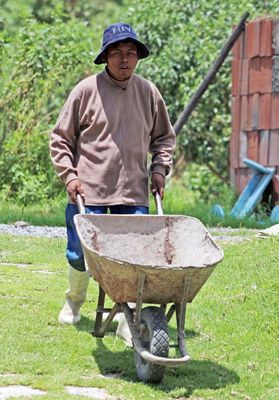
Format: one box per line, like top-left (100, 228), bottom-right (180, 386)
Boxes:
top-left (134, 306), bottom-right (169, 383)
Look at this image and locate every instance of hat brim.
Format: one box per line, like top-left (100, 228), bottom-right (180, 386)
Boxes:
top-left (94, 37), bottom-right (150, 65)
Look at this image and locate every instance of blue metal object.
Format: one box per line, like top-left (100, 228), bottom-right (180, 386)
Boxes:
top-left (270, 205), bottom-right (279, 223)
top-left (212, 204), bottom-right (225, 218)
top-left (231, 159), bottom-right (275, 218)
top-left (212, 159), bottom-right (276, 220)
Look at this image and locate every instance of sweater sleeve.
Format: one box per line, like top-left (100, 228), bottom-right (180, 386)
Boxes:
top-left (149, 87), bottom-right (176, 176)
top-left (49, 88), bottom-right (81, 186)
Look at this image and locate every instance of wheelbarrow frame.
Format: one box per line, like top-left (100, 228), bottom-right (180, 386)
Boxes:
top-left (92, 273), bottom-right (190, 366)
top-left (75, 194), bottom-right (223, 378)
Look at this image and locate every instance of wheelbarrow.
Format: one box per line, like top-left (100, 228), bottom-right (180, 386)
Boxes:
top-left (74, 194), bottom-right (224, 383)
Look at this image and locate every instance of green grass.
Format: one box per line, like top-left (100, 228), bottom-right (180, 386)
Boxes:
top-left (0, 197), bottom-right (67, 227)
top-left (209, 228), bottom-right (258, 237)
top-left (0, 233), bottom-right (278, 399)
top-left (0, 181), bottom-right (274, 229)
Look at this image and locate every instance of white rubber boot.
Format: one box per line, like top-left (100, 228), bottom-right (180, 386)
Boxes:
top-left (58, 266), bottom-right (90, 324)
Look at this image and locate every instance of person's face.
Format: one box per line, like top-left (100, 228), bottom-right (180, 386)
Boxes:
top-left (105, 41), bottom-right (139, 81)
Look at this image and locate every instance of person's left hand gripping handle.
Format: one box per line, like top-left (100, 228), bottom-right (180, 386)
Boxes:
top-left (66, 179), bottom-right (85, 203)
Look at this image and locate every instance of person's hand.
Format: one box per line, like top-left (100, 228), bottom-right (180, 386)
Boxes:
top-left (66, 179), bottom-right (84, 203)
top-left (151, 173), bottom-right (165, 200)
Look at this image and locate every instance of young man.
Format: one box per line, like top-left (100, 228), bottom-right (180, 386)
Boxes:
top-left (50, 22), bottom-right (175, 325)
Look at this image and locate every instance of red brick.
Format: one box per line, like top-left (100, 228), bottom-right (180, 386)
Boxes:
top-left (240, 96), bottom-right (249, 131)
top-left (260, 19), bottom-right (273, 56)
top-left (247, 94), bottom-right (259, 130)
top-left (258, 94), bottom-right (272, 130)
top-left (271, 93), bottom-right (279, 129)
top-left (231, 96), bottom-right (241, 132)
top-left (247, 131), bottom-right (259, 161)
top-left (230, 131), bottom-right (239, 168)
top-left (232, 30), bottom-right (245, 60)
top-left (239, 176), bottom-right (247, 193)
top-left (236, 168), bottom-right (250, 193)
top-left (229, 166), bottom-right (236, 187)
top-left (258, 130), bottom-right (270, 165)
top-left (231, 59), bottom-right (241, 95)
top-left (272, 55), bottom-right (279, 92)
top-left (259, 57), bottom-right (272, 93)
top-left (269, 130), bottom-right (279, 165)
top-left (239, 131), bottom-right (248, 166)
top-left (240, 59), bottom-right (249, 95)
top-left (249, 57), bottom-right (261, 94)
top-left (245, 20), bottom-right (261, 59)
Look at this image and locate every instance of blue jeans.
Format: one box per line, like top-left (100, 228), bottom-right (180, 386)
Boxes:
top-left (66, 204), bottom-right (149, 271)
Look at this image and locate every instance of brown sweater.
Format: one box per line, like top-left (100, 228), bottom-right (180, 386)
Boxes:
top-left (50, 69), bottom-right (176, 206)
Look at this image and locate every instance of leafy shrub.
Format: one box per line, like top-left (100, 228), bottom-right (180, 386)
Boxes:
top-left (0, 13), bottom-right (95, 203)
top-left (128, 0), bottom-right (279, 182)
top-left (0, 1), bottom-right (127, 204)
top-left (1, 0), bottom-right (279, 205)
top-left (182, 163), bottom-right (235, 205)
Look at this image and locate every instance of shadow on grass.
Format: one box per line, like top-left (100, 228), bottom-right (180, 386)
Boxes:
top-left (74, 314), bottom-right (239, 396)
top-left (75, 315), bottom-right (119, 333)
top-left (91, 339), bottom-right (239, 396)
top-left (76, 314), bottom-right (199, 337)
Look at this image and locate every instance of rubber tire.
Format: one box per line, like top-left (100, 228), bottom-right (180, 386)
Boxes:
top-left (134, 306), bottom-right (169, 383)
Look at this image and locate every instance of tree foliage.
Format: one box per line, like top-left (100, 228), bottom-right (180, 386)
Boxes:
top-left (128, 0), bottom-right (279, 177)
top-left (1, 0), bottom-right (279, 203)
top-left (0, 14), bottom-right (96, 204)
top-left (0, 1), bottom-right (122, 204)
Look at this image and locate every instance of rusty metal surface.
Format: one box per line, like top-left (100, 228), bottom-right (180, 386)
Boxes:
top-left (74, 214), bottom-right (224, 304)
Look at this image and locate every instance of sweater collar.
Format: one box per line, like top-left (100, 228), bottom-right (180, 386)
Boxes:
top-left (102, 67), bottom-right (134, 90)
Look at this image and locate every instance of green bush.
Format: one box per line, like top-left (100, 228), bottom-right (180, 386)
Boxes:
top-left (1, 0), bottom-right (279, 205)
top-left (0, 1), bottom-right (127, 204)
top-left (128, 0), bottom-right (279, 179)
top-left (0, 13), bottom-right (95, 204)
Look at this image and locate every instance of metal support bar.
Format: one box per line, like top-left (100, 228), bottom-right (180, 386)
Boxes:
top-left (173, 12), bottom-right (249, 135)
top-left (160, 304), bottom-right (167, 313)
top-left (134, 272), bottom-right (146, 325)
top-left (95, 307), bottom-right (118, 313)
top-left (92, 285), bottom-right (122, 337)
top-left (175, 277), bottom-right (189, 358)
top-left (166, 304), bottom-right (176, 322)
top-left (93, 286), bottom-right (106, 337)
top-left (97, 303), bottom-right (121, 337)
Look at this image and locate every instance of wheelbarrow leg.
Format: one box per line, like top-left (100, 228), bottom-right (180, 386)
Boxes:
top-left (166, 304), bottom-right (176, 322)
top-left (92, 285), bottom-right (122, 337)
top-left (134, 272), bottom-right (145, 325)
top-left (175, 277), bottom-right (190, 358)
top-left (93, 286), bottom-right (106, 337)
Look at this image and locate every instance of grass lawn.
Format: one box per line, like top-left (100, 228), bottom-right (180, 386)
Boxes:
top-left (0, 233), bottom-right (278, 399)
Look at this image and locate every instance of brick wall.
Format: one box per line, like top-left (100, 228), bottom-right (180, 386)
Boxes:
top-left (230, 18), bottom-right (279, 202)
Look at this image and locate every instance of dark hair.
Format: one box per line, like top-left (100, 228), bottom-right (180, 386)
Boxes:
top-left (102, 39), bottom-right (139, 62)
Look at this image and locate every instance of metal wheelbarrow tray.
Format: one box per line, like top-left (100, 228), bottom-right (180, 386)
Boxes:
top-left (74, 213), bottom-right (224, 383)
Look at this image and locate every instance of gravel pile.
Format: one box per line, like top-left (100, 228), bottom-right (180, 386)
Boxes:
top-left (0, 222), bottom-right (258, 242)
top-left (0, 223), bottom-right (66, 238)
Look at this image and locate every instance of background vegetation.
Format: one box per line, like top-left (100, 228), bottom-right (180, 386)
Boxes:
top-left (0, 0), bottom-right (278, 222)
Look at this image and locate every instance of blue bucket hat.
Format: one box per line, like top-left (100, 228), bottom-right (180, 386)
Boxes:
top-left (94, 22), bottom-right (150, 65)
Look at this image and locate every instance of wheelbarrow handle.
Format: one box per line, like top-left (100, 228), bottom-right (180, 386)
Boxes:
top-left (155, 192), bottom-right (164, 216)
top-left (76, 194), bottom-right (86, 214)
top-left (77, 192), bottom-right (163, 216)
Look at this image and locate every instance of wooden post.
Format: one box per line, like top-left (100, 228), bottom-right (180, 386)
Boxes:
top-left (173, 12), bottom-right (249, 135)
